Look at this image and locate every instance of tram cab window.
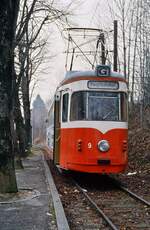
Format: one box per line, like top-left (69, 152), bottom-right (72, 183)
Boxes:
top-left (70, 91), bottom-right (127, 122)
top-left (88, 92), bottom-right (120, 121)
top-left (62, 93), bottom-right (69, 122)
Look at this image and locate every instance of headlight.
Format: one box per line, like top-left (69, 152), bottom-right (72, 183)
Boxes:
top-left (98, 140), bottom-right (110, 152)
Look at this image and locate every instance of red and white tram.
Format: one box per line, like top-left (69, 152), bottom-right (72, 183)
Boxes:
top-left (47, 65), bottom-right (128, 174)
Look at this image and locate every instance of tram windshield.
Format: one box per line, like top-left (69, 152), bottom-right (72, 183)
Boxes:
top-left (70, 91), bottom-right (127, 121)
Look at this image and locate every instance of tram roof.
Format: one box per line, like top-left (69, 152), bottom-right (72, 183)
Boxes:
top-left (65, 70), bottom-right (125, 80)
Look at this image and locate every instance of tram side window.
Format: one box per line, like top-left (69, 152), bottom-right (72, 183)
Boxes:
top-left (121, 93), bottom-right (128, 121)
top-left (70, 92), bottom-right (86, 121)
top-left (62, 93), bottom-right (69, 122)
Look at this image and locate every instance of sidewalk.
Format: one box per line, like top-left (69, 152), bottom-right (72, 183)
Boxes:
top-left (0, 149), bottom-right (57, 230)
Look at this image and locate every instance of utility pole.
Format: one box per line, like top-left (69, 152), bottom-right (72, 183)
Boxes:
top-left (113, 20), bottom-right (118, 72)
top-left (101, 33), bottom-right (106, 65)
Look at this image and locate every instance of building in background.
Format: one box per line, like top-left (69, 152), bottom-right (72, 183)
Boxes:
top-left (31, 95), bottom-right (47, 144)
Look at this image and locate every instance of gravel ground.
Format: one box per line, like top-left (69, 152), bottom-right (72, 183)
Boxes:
top-left (48, 162), bottom-right (150, 230)
top-left (118, 127), bottom-right (150, 200)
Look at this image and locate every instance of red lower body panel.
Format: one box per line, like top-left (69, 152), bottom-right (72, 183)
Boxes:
top-left (59, 127), bottom-right (128, 174)
top-left (67, 163), bottom-right (126, 173)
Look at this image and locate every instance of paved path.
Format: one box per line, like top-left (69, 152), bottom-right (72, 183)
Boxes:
top-left (0, 152), bottom-right (57, 230)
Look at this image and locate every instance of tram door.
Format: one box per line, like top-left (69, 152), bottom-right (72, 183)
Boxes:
top-left (53, 92), bottom-right (61, 164)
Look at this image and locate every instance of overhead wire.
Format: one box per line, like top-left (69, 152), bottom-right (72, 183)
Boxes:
top-left (70, 37), bottom-right (94, 68)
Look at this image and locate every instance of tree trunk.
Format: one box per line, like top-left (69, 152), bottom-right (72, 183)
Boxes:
top-left (22, 76), bottom-right (32, 149)
top-left (14, 90), bottom-right (26, 161)
top-left (0, 0), bottom-right (19, 193)
top-left (130, 1), bottom-right (140, 106)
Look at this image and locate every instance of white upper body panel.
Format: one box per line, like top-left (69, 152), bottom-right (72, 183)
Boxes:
top-left (61, 121), bottom-right (128, 134)
top-left (58, 80), bottom-right (128, 93)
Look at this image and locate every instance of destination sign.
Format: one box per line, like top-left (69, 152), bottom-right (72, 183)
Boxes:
top-left (88, 81), bottom-right (119, 90)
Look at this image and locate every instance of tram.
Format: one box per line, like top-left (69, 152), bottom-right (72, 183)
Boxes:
top-left (46, 65), bottom-right (128, 174)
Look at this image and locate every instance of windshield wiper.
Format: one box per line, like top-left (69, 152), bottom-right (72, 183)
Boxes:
top-left (102, 110), bottom-right (113, 120)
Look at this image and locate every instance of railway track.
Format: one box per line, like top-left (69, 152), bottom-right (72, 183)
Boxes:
top-left (119, 184), bottom-right (150, 207)
top-left (47, 159), bottom-right (150, 229)
top-left (74, 180), bottom-right (118, 230)
top-left (73, 176), bottom-right (150, 230)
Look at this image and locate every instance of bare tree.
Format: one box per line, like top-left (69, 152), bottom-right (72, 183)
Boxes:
top-left (14, 0), bottom-right (75, 152)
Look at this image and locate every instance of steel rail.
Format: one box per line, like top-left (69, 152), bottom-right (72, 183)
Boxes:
top-left (119, 185), bottom-right (150, 207)
top-left (73, 180), bottom-right (119, 230)
top-left (109, 176), bottom-right (150, 207)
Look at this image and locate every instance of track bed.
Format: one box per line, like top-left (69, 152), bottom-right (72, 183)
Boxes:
top-left (47, 161), bottom-right (150, 230)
